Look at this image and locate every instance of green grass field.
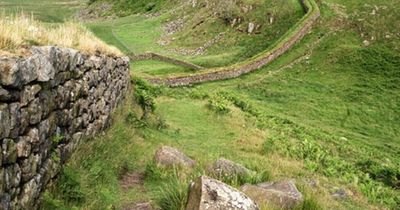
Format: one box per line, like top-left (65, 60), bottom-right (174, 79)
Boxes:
top-left (0, 0), bottom-right (84, 22)
top-left (2, 0), bottom-right (399, 209)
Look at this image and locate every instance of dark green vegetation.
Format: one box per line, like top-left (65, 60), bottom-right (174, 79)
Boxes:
top-left (3, 0), bottom-right (399, 209)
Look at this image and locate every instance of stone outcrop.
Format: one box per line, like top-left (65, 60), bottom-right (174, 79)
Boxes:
top-left (209, 158), bottom-right (250, 178)
top-left (186, 176), bottom-right (259, 210)
top-left (240, 180), bottom-right (303, 209)
top-left (0, 46), bottom-right (130, 210)
top-left (154, 146), bottom-right (196, 168)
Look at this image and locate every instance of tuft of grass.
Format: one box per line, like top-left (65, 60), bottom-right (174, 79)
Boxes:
top-left (154, 177), bottom-right (189, 210)
top-left (295, 196), bottom-right (323, 210)
top-left (56, 167), bottom-right (85, 205)
top-left (0, 13), bottom-right (121, 55)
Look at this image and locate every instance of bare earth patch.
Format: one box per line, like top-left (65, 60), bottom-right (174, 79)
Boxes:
top-left (119, 171), bottom-right (146, 190)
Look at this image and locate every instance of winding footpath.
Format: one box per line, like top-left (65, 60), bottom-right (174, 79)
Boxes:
top-left (141, 0), bottom-right (320, 87)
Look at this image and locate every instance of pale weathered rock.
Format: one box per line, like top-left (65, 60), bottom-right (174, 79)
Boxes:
top-left (19, 108), bottom-right (29, 135)
top-left (19, 58), bottom-right (39, 84)
top-left (19, 179), bottom-right (39, 209)
top-left (20, 154), bottom-right (40, 182)
top-left (9, 103), bottom-right (21, 138)
top-left (38, 90), bottom-right (55, 117)
top-left (2, 139), bottom-right (17, 164)
top-left (21, 85), bottom-right (42, 106)
top-left (0, 58), bottom-right (21, 87)
top-left (209, 158), bottom-right (250, 178)
top-left (27, 98), bottom-right (42, 125)
top-left (16, 137), bottom-right (32, 158)
top-left (154, 146), bottom-right (196, 168)
top-left (33, 54), bottom-right (55, 82)
top-left (30, 47), bottom-right (56, 82)
top-left (186, 176), bottom-right (259, 210)
top-left (248, 22), bottom-right (256, 34)
top-left (4, 164), bottom-right (21, 190)
top-left (27, 128), bottom-right (40, 145)
top-left (240, 180), bottom-right (303, 209)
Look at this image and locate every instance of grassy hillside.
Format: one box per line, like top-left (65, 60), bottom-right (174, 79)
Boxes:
top-left (46, 0), bottom-right (399, 209)
top-left (2, 0), bottom-right (399, 209)
top-left (87, 0), bottom-right (305, 76)
top-left (0, 0), bottom-right (84, 22)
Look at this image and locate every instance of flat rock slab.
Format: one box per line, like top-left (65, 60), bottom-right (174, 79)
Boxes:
top-left (186, 176), bottom-right (259, 210)
top-left (154, 146), bottom-right (195, 168)
top-left (241, 180), bottom-right (303, 209)
top-left (209, 158), bottom-right (250, 178)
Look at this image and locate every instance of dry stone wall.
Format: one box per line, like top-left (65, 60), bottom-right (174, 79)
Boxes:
top-left (0, 46), bottom-right (130, 210)
top-left (146, 0), bottom-right (320, 87)
top-left (130, 52), bottom-right (204, 70)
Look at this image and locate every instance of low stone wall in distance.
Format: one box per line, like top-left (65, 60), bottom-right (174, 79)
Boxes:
top-left (0, 46), bottom-right (130, 209)
top-left (146, 0), bottom-right (320, 86)
top-left (130, 52), bottom-right (204, 70)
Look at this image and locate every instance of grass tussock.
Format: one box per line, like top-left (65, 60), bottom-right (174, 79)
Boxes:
top-left (0, 13), bottom-right (122, 56)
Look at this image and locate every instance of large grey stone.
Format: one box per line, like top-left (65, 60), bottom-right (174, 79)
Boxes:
top-left (0, 58), bottom-right (21, 87)
top-left (154, 146), bottom-right (196, 168)
top-left (0, 104), bottom-right (10, 138)
top-left (20, 154), bottom-right (40, 183)
top-left (186, 176), bottom-right (259, 210)
top-left (38, 90), bottom-right (55, 117)
top-left (27, 98), bottom-right (42, 125)
top-left (4, 164), bottom-right (21, 191)
top-left (19, 178), bottom-right (39, 209)
top-left (20, 85), bottom-right (41, 106)
top-left (240, 180), bottom-right (303, 209)
top-left (35, 54), bottom-right (55, 82)
top-left (9, 103), bottom-right (21, 138)
top-left (209, 158), bottom-right (250, 178)
top-left (19, 108), bottom-right (29, 135)
top-left (248, 22), bottom-right (256, 34)
top-left (27, 128), bottom-right (40, 145)
top-left (16, 137), bottom-right (32, 158)
top-left (19, 57), bottom-right (39, 84)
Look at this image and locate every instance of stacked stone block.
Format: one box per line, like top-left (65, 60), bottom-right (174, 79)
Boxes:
top-left (0, 46), bottom-right (130, 209)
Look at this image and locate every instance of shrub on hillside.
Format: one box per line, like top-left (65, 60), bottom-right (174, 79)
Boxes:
top-left (207, 93), bottom-right (230, 114)
top-left (133, 78), bottom-right (162, 118)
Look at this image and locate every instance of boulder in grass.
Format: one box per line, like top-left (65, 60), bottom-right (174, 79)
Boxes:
top-left (154, 146), bottom-right (195, 168)
top-left (186, 176), bottom-right (259, 210)
top-left (209, 158), bottom-right (250, 178)
top-left (240, 180), bottom-right (303, 209)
